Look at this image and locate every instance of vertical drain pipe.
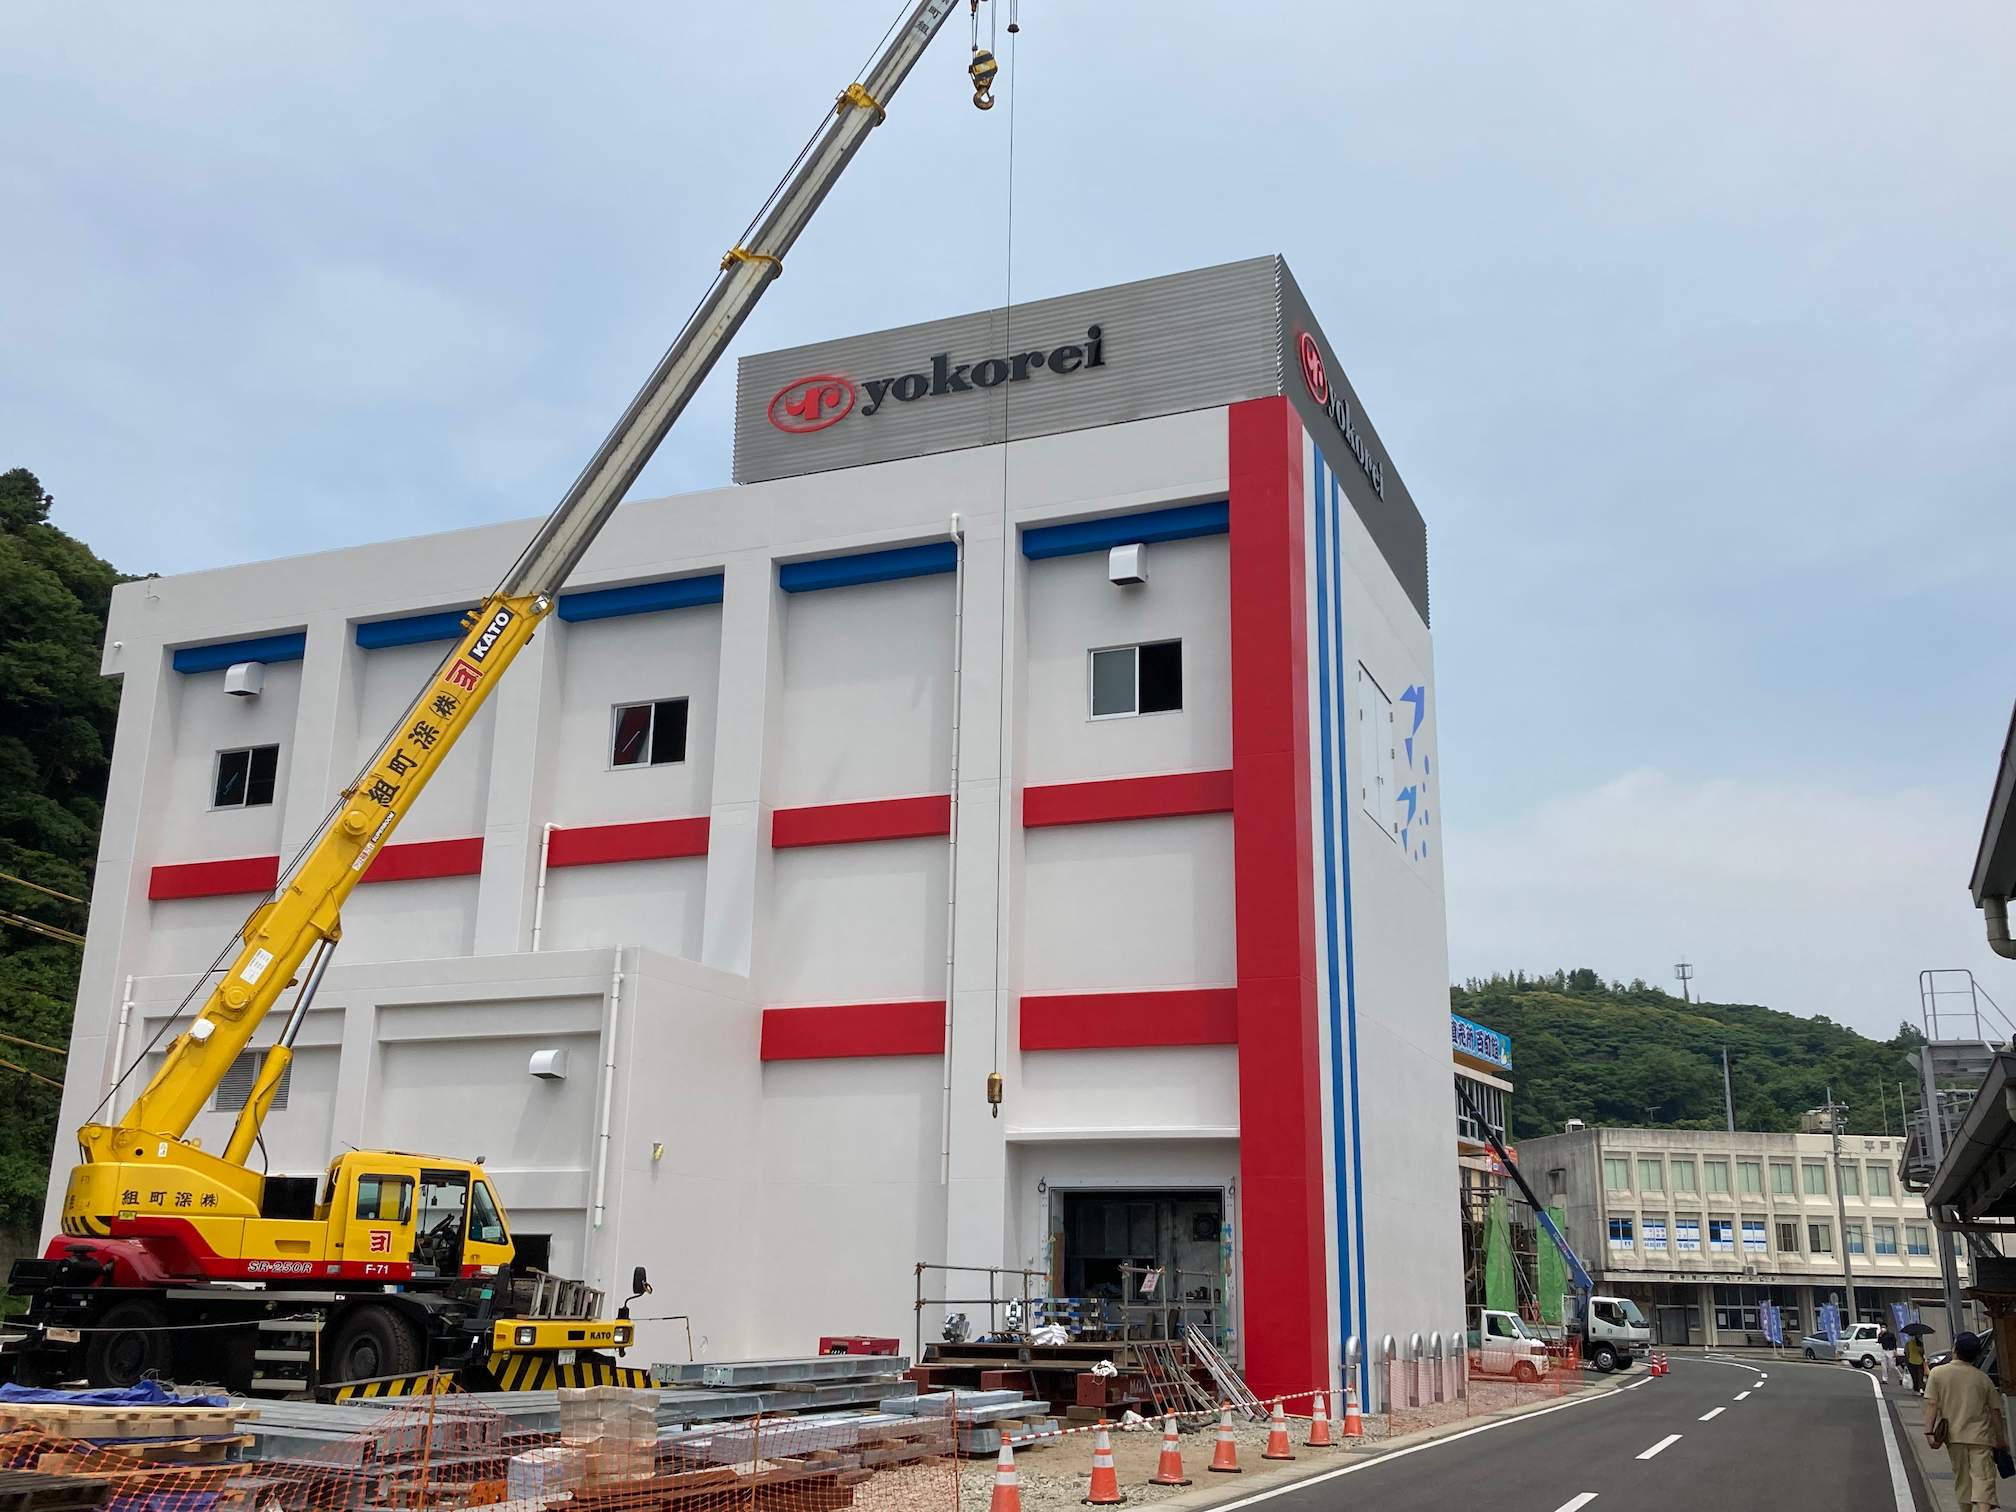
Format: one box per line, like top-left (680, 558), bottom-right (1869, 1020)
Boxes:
top-left (589, 947), bottom-right (624, 1264)
top-left (108, 974), bottom-right (135, 1099)
top-left (940, 514), bottom-right (966, 1187)
top-left (530, 822), bottom-right (557, 951)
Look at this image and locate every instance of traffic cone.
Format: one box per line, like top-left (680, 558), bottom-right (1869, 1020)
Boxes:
top-left (1207, 1404), bottom-right (1243, 1473)
top-left (990, 1440), bottom-right (1022, 1512)
top-left (1342, 1382), bottom-right (1364, 1439)
top-left (1083, 1421), bottom-right (1125, 1506)
top-left (1261, 1400), bottom-right (1294, 1461)
top-left (1306, 1392), bottom-right (1336, 1448)
top-left (1150, 1415), bottom-right (1191, 1486)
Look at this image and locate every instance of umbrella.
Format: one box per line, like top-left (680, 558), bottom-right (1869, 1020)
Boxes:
top-left (1902, 1321), bottom-right (1936, 1336)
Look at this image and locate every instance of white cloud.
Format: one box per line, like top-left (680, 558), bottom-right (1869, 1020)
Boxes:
top-left (1445, 769), bottom-right (2009, 1039)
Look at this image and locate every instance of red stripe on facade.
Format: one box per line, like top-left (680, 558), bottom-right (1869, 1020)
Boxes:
top-left (360, 836), bottom-right (484, 883)
top-left (549, 817), bottom-right (711, 867)
top-left (147, 854), bottom-right (280, 901)
top-left (759, 1000), bottom-right (946, 1061)
top-left (771, 795), bottom-right (950, 848)
top-left (1019, 989), bottom-right (1239, 1050)
top-left (1022, 770), bottom-right (1235, 828)
top-left (1228, 395), bottom-right (1328, 1399)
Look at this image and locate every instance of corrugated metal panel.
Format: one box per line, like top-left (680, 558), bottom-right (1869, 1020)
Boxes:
top-left (733, 257), bottom-right (1283, 484)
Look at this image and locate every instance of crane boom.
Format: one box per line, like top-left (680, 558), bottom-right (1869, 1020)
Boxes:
top-left (91, 0), bottom-right (970, 1168)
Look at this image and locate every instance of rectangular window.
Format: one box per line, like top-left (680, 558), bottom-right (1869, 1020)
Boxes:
top-left (1603, 1157), bottom-right (1631, 1192)
top-left (1742, 1218), bottom-right (1767, 1253)
top-left (1874, 1223), bottom-right (1898, 1256)
top-left (1090, 641), bottom-right (1182, 718)
top-left (1455, 1076), bottom-right (1505, 1144)
top-left (1845, 1223), bottom-right (1864, 1255)
top-left (1737, 1161), bottom-right (1762, 1195)
top-left (1670, 1159), bottom-right (1697, 1193)
top-left (610, 698), bottom-right (689, 767)
top-left (1357, 665), bottom-right (1395, 832)
top-left (1907, 1225), bottom-right (1931, 1256)
top-left (1776, 1220), bottom-right (1800, 1253)
top-left (1708, 1218), bottom-right (1734, 1253)
top-left (1608, 1217), bottom-right (1635, 1250)
top-left (1638, 1158), bottom-right (1664, 1193)
top-left (213, 1050), bottom-right (291, 1112)
top-left (1704, 1160), bottom-right (1730, 1194)
top-left (1868, 1164), bottom-right (1893, 1198)
top-left (1839, 1163), bottom-right (1861, 1198)
top-left (1808, 1222), bottom-right (1833, 1254)
top-left (1770, 1163), bottom-right (1796, 1195)
top-left (1802, 1163), bottom-right (1828, 1196)
top-left (213, 744), bottom-right (280, 808)
top-left (355, 1175), bottom-right (414, 1223)
top-left (1676, 1217), bottom-right (1701, 1253)
top-left (1643, 1217), bottom-right (1668, 1251)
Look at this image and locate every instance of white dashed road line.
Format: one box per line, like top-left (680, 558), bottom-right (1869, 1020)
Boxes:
top-left (1698, 1407), bottom-right (1724, 1421)
top-left (1552, 1496), bottom-right (1599, 1512)
top-left (1734, 1390), bottom-right (1751, 1400)
top-left (1637, 1434), bottom-right (1682, 1461)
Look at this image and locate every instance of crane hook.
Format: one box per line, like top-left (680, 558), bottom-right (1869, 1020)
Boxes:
top-left (969, 47), bottom-right (999, 110)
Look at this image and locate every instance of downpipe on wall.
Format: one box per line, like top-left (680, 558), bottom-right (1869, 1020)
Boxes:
top-left (589, 948), bottom-right (625, 1262)
top-left (530, 822), bottom-right (556, 951)
top-left (107, 975), bottom-right (135, 1099)
top-left (1986, 897), bottom-right (2016, 961)
top-left (940, 514), bottom-right (965, 1186)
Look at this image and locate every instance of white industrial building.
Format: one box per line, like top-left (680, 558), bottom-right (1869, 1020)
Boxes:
top-left (49, 257), bottom-right (1459, 1400)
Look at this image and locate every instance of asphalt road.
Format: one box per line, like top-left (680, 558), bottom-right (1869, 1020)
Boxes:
top-left (1203, 1356), bottom-right (1918, 1512)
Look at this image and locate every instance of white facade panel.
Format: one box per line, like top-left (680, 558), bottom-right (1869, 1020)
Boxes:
top-left (1012, 1047), bottom-right (1239, 1137)
top-left (1022, 536), bottom-right (1232, 785)
top-left (767, 839), bottom-right (945, 1005)
top-left (357, 643), bottom-right (494, 841)
top-left (156, 661), bottom-right (302, 861)
top-left (1020, 817), bottom-right (1236, 993)
top-left (541, 858), bottom-right (707, 957)
top-left (775, 575), bottom-right (954, 807)
top-left (339, 877), bottom-right (478, 964)
top-left (551, 608), bottom-right (722, 827)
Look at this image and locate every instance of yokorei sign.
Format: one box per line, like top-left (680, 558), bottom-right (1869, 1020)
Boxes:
top-left (766, 326), bottom-right (1109, 436)
top-left (1295, 329), bottom-right (1385, 500)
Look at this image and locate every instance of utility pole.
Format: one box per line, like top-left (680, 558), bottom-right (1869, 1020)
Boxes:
top-left (1675, 962), bottom-right (1694, 1004)
top-left (1826, 1086), bottom-right (1858, 1325)
top-left (1721, 1047), bottom-right (1736, 1133)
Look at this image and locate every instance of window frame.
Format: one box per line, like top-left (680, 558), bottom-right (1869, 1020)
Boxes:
top-left (1356, 664), bottom-right (1396, 833)
top-left (1868, 1164), bottom-right (1893, 1198)
top-left (1906, 1224), bottom-right (1931, 1257)
top-left (1845, 1222), bottom-right (1865, 1255)
top-left (1802, 1162), bottom-right (1829, 1196)
top-left (212, 743), bottom-right (281, 810)
top-left (608, 696), bottom-right (690, 770)
top-left (1637, 1157), bottom-right (1664, 1193)
top-left (1607, 1216), bottom-right (1635, 1250)
top-left (1873, 1222), bottom-right (1898, 1256)
top-left (1808, 1221), bottom-right (1833, 1254)
top-left (1088, 639), bottom-right (1184, 721)
top-left (1775, 1219), bottom-right (1801, 1254)
top-left (1703, 1159), bottom-right (1730, 1195)
top-left (1770, 1162), bottom-right (1796, 1195)
top-left (1839, 1162), bottom-right (1861, 1198)
top-left (1602, 1156), bottom-right (1632, 1193)
top-left (1670, 1158), bottom-right (1697, 1193)
top-left (355, 1175), bottom-right (414, 1223)
top-left (1737, 1160), bottom-right (1763, 1195)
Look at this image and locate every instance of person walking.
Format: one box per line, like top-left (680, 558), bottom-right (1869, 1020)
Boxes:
top-left (1907, 1332), bottom-right (1928, 1395)
top-left (1926, 1331), bottom-right (2007, 1512)
top-left (1878, 1326), bottom-right (1898, 1385)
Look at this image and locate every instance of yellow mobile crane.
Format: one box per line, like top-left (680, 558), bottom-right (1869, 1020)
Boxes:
top-left (7, 0), bottom-right (996, 1396)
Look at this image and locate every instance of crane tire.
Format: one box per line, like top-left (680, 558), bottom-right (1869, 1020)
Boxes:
top-left (84, 1299), bottom-right (174, 1388)
top-left (328, 1303), bottom-right (424, 1385)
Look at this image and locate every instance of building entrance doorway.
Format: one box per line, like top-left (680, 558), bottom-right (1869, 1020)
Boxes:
top-left (1049, 1189), bottom-right (1227, 1343)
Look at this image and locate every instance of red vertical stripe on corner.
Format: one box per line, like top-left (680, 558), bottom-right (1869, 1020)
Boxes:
top-left (1227, 395), bottom-right (1328, 1400)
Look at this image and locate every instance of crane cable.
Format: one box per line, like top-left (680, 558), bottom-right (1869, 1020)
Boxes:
top-left (985, 4), bottom-right (1021, 1115)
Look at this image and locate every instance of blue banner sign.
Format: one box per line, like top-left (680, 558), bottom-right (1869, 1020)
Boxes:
top-left (1451, 1013), bottom-right (1513, 1070)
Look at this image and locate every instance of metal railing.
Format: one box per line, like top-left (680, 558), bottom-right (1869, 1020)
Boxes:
top-left (912, 1262), bottom-right (1047, 1358)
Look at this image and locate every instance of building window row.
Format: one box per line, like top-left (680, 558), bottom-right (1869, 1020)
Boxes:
top-left (1457, 1076), bottom-right (1506, 1145)
top-left (1607, 1210), bottom-right (1933, 1263)
top-left (1601, 1151), bottom-right (1901, 1202)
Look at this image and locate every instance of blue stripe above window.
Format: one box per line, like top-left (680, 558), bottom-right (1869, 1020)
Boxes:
top-left (558, 573), bottom-right (725, 622)
top-left (779, 542), bottom-right (958, 593)
top-left (171, 632), bottom-right (307, 674)
top-left (1021, 500), bottom-right (1229, 560)
top-left (356, 609), bottom-right (471, 649)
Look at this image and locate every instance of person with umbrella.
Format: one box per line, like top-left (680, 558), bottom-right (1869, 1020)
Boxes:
top-left (1905, 1322), bottom-right (1933, 1394)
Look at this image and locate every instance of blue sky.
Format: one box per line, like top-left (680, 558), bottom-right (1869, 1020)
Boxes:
top-left (5, 3), bottom-right (2012, 1040)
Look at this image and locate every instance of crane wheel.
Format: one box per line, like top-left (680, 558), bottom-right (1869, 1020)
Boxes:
top-left (84, 1300), bottom-right (174, 1388)
top-left (329, 1304), bottom-right (424, 1384)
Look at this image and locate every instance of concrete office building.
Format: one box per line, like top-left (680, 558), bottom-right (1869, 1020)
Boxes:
top-left (1519, 1125), bottom-right (1968, 1346)
top-left (49, 257), bottom-right (1459, 1398)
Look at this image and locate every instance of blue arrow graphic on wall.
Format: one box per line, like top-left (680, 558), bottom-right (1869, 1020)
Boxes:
top-left (1400, 686), bottom-right (1425, 765)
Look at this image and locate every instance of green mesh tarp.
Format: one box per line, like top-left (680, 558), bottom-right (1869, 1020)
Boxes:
top-left (1485, 1193), bottom-right (1515, 1313)
top-left (1539, 1202), bottom-right (1569, 1324)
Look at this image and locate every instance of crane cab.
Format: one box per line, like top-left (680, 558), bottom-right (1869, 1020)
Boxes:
top-left (322, 1151), bottom-right (516, 1281)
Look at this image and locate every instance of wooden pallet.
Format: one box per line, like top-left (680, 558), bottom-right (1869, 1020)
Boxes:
top-left (0, 1407), bottom-right (257, 1444)
top-left (0, 1470), bottom-right (113, 1512)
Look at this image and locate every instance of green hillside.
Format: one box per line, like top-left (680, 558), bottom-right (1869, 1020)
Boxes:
top-left (1453, 969), bottom-right (1927, 1142)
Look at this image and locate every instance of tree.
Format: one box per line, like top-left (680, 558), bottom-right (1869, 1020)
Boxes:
top-left (0, 469), bottom-right (125, 1235)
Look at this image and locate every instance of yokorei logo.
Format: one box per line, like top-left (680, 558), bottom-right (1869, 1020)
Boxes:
top-left (1295, 329), bottom-right (1385, 500)
top-left (765, 326), bottom-right (1107, 436)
